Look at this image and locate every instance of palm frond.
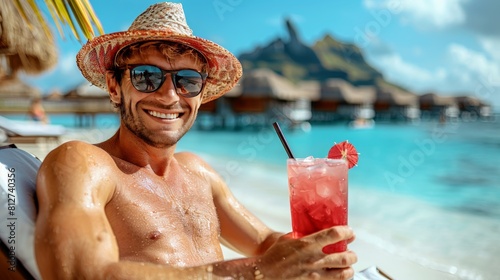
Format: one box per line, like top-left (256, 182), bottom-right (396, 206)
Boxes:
top-left (13, 0), bottom-right (104, 42)
top-left (67, 0), bottom-right (93, 40)
top-left (81, 0), bottom-right (104, 35)
top-left (44, 0), bottom-right (66, 39)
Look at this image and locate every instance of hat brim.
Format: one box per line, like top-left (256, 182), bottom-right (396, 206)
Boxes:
top-left (76, 30), bottom-right (242, 104)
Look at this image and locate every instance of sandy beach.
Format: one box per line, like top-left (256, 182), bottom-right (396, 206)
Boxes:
top-left (10, 128), bottom-right (476, 280)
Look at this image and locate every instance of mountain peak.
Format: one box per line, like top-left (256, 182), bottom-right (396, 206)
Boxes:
top-left (238, 18), bottom-right (392, 88)
top-left (285, 17), bottom-right (301, 44)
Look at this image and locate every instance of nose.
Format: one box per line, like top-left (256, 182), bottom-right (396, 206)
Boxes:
top-left (154, 74), bottom-right (179, 104)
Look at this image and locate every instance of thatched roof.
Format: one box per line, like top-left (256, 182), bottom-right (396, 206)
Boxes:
top-left (228, 69), bottom-right (310, 100)
top-left (318, 78), bottom-right (376, 104)
top-left (297, 80), bottom-right (320, 98)
top-left (419, 93), bottom-right (457, 107)
top-left (376, 86), bottom-right (418, 106)
top-left (454, 95), bottom-right (486, 107)
top-left (0, 0), bottom-right (57, 74)
top-left (64, 82), bottom-right (109, 99)
top-left (0, 76), bottom-right (40, 98)
top-left (225, 82), bottom-right (242, 97)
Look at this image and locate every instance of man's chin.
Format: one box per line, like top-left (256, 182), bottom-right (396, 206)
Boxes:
top-left (142, 129), bottom-right (190, 148)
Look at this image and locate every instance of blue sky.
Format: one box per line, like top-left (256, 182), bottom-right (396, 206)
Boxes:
top-left (22, 0), bottom-right (500, 109)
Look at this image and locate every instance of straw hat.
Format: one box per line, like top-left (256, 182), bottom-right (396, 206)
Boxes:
top-left (76, 2), bottom-right (242, 104)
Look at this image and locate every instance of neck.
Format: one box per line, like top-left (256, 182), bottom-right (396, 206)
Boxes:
top-left (100, 126), bottom-right (178, 176)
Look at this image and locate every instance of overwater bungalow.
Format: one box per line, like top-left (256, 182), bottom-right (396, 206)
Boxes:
top-left (419, 93), bottom-right (459, 119)
top-left (0, 77), bottom-right (41, 115)
top-left (374, 86), bottom-right (420, 121)
top-left (199, 68), bottom-right (311, 129)
top-left (29, 82), bottom-right (115, 127)
top-left (454, 95), bottom-right (492, 119)
top-left (64, 82), bottom-right (109, 99)
top-left (311, 78), bottom-right (376, 122)
top-left (63, 82), bottom-right (114, 126)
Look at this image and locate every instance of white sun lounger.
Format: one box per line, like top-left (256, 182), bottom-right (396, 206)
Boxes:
top-left (0, 115), bottom-right (66, 144)
top-left (0, 144), bottom-right (41, 279)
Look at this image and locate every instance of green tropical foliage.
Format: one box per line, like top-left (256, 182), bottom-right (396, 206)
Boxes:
top-left (13, 0), bottom-right (104, 41)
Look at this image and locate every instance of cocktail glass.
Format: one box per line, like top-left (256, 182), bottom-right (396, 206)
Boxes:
top-left (287, 157), bottom-right (348, 253)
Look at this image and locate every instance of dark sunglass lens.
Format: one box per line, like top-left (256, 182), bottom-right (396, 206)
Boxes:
top-left (174, 70), bottom-right (204, 97)
top-left (130, 65), bottom-right (163, 92)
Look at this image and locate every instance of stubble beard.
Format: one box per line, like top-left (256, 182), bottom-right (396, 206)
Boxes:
top-left (119, 100), bottom-right (194, 149)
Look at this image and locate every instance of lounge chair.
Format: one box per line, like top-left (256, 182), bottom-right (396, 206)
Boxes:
top-left (0, 115), bottom-right (66, 145)
top-left (0, 144), bottom-right (40, 279)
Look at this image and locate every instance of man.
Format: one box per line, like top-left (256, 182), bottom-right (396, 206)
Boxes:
top-left (35, 3), bottom-right (357, 279)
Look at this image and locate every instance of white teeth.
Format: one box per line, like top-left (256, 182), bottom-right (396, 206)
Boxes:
top-left (148, 110), bottom-right (179, 119)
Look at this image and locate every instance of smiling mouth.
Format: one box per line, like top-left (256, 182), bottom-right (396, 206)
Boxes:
top-left (147, 110), bottom-right (181, 120)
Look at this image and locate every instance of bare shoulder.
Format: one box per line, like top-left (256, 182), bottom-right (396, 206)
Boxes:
top-left (37, 140), bottom-right (116, 203)
top-left (44, 140), bottom-right (113, 162)
top-left (40, 140), bottom-right (116, 177)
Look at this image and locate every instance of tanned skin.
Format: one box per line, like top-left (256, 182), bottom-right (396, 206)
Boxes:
top-left (35, 48), bottom-right (357, 279)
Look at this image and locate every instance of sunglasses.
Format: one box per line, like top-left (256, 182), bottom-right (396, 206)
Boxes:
top-left (120, 65), bottom-right (208, 97)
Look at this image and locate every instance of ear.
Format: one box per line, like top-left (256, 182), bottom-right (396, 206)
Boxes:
top-left (106, 71), bottom-right (121, 104)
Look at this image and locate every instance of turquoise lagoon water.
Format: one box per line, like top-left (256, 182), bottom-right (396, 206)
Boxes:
top-left (181, 118), bottom-right (500, 219)
top-left (5, 113), bottom-right (500, 279)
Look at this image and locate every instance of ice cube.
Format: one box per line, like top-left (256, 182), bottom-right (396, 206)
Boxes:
top-left (311, 168), bottom-right (327, 178)
top-left (327, 182), bottom-right (345, 206)
top-left (307, 203), bottom-right (328, 224)
top-left (330, 195), bottom-right (342, 207)
top-left (303, 156), bottom-right (314, 161)
top-left (301, 188), bottom-right (317, 206)
top-left (316, 182), bottom-right (332, 198)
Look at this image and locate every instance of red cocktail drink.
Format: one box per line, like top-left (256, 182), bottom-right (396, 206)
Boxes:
top-left (287, 157), bottom-right (348, 253)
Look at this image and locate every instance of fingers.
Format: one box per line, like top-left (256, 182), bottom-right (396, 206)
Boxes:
top-left (306, 226), bottom-right (354, 248)
top-left (302, 252), bottom-right (356, 280)
top-left (315, 250), bottom-right (358, 268)
top-left (303, 227), bottom-right (357, 274)
top-left (311, 267), bottom-right (355, 280)
top-left (346, 232), bottom-right (356, 244)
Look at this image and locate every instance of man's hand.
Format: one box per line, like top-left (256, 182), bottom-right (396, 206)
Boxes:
top-left (257, 226), bottom-right (357, 279)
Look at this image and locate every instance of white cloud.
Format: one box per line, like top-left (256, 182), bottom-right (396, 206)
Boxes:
top-left (447, 43), bottom-right (500, 85)
top-left (402, 0), bottom-right (467, 28)
top-left (478, 36), bottom-right (500, 62)
top-left (443, 44), bottom-right (500, 107)
top-left (364, 37), bottom-right (499, 102)
top-left (362, 1), bottom-right (500, 109)
top-left (369, 53), bottom-right (436, 88)
top-left (364, 0), bottom-right (468, 29)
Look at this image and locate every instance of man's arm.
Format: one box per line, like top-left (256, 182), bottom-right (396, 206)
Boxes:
top-left (35, 141), bottom-right (119, 279)
top-left (186, 153), bottom-right (357, 278)
top-left (211, 167), bottom-right (281, 256)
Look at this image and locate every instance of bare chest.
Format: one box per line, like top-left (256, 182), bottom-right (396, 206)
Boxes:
top-left (105, 170), bottom-right (222, 266)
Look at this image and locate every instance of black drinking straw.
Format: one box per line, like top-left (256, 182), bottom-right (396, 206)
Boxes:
top-left (273, 122), bottom-right (295, 159)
